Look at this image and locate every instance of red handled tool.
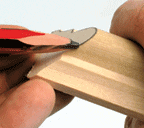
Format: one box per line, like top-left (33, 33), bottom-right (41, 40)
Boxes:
top-left (0, 28), bottom-right (85, 54)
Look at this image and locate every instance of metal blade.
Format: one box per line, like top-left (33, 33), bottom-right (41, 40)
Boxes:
top-left (52, 27), bottom-right (97, 45)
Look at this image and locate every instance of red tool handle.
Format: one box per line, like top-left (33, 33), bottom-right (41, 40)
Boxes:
top-left (0, 29), bottom-right (45, 39)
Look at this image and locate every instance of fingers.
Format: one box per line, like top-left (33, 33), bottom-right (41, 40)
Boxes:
top-left (0, 54), bottom-right (34, 94)
top-left (5, 55), bottom-right (34, 88)
top-left (110, 0), bottom-right (144, 48)
top-left (0, 54), bottom-right (34, 95)
top-left (124, 116), bottom-right (133, 128)
top-left (124, 116), bottom-right (144, 128)
top-left (110, 1), bottom-right (144, 128)
top-left (0, 54), bottom-right (31, 70)
top-left (0, 24), bottom-right (73, 127)
top-left (0, 79), bottom-right (55, 128)
top-left (50, 90), bottom-right (74, 115)
top-left (30, 76), bottom-right (74, 116)
top-left (0, 72), bottom-right (8, 94)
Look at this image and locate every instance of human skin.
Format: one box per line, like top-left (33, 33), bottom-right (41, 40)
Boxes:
top-left (110, 0), bottom-right (144, 128)
top-left (0, 0), bottom-right (144, 127)
top-left (0, 25), bottom-right (73, 128)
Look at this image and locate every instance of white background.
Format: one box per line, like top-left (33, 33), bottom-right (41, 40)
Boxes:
top-left (0, 0), bottom-right (127, 127)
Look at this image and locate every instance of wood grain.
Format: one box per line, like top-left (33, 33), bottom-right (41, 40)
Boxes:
top-left (34, 29), bottom-right (144, 121)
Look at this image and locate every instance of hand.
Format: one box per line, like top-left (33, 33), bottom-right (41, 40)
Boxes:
top-left (0, 25), bottom-right (73, 128)
top-left (110, 0), bottom-right (144, 128)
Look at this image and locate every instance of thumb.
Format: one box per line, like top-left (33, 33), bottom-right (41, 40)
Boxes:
top-left (110, 1), bottom-right (144, 128)
top-left (110, 0), bottom-right (144, 48)
top-left (0, 79), bottom-right (55, 128)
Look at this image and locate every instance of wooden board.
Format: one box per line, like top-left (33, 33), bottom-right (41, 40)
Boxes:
top-left (32, 29), bottom-right (144, 121)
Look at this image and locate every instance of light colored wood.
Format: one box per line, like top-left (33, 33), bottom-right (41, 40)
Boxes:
top-left (35, 29), bottom-right (144, 121)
